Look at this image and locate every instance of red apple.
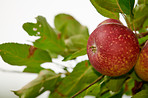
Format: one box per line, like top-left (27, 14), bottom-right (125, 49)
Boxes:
top-left (87, 21), bottom-right (140, 77)
top-left (135, 40), bottom-right (148, 81)
top-left (98, 19), bottom-right (122, 27)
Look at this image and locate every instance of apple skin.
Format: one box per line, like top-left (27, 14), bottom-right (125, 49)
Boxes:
top-left (135, 41), bottom-right (148, 81)
top-left (87, 23), bottom-right (140, 77)
top-left (98, 19), bottom-right (122, 27)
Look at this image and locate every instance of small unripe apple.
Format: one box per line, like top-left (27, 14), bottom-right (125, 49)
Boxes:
top-left (135, 40), bottom-right (148, 81)
top-left (87, 21), bottom-right (140, 77)
top-left (98, 19), bottom-right (122, 27)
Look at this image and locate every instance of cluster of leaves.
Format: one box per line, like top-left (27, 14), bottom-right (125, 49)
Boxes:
top-left (0, 0), bottom-right (148, 98)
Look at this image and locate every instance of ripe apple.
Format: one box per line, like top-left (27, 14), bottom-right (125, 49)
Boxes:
top-left (135, 40), bottom-right (148, 81)
top-left (87, 21), bottom-right (140, 77)
top-left (98, 19), bottom-right (122, 27)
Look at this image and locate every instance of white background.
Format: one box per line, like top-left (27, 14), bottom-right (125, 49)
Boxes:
top-left (0, 0), bottom-right (129, 98)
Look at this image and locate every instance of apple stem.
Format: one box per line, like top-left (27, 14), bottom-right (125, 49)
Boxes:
top-left (71, 75), bottom-right (104, 98)
top-left (90, 45), bottom-right (97, 53)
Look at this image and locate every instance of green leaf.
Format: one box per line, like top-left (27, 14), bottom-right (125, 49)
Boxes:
top-left (91, 0), bottom-right (120, 12)
top-left (0, 43), bottom-right (51, 73)
top-left (23, 16), bottom-right (65, 58)
top-left (90, 0), bottom-right (119, 19)
top-left (132, 90), bottom-right (148, 98)
top-left (132, 4), bottom-right (148, 30)
top-left (54, 14), bottom-right (89, 56)
top-left (124, 78), bottom-right (135, 96)
top-left (138, 19), bottom-right (148, 44)
top-left (76, 76), bottom-right (107, 97)
top-left (49, 60), bottom-right (101, 97)
top-left (54, 14), bottom-right (89, 38)
top-left (143, 18), bottom-right (148, 28)
top-left (65, 34), bottom-right (88, 52)
top-left (96, 76), bottom-right (111, 97)
top-left (142, 83), bottom-right (148, 90)
top-left (13, 69), bottom-right (61, 98)
top-left (78, 76), bottom-right (110, 98)
top-left (106, 76), bottom-right (128, 92)
top-left (118, 0), bottom-right (135, 16)
top-left (98, 91), bottom-right (111, 98)
top-left (109, 88), bottom-right (124, 98)
top-left (23, 23), bottom-right (39, 36)
top-left (63, 48), bottom-right (87, 61)
top-left (84, 83), bottom-right (101, 96)
top-left (138, 28), bottom-right (148, 33)
top-left (97, 81), bottom-right (124, 98)
top-left (138, 0), bottom-right (148, 4)
top-left (130, 70), bottom-right (142, 82)
top-left (75, 82), bottom-right (101, 97)
top-left (138, 35), bottom-right (148, 45)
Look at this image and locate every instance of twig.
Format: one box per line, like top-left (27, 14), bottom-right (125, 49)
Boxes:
top-left (132, 21), bottom-right (138, 36)
top-left (71, 75), bottom-right (104, 98)
top-left (116, 0), bottom-right (132, 30)
top-left (137, 32), bottom-right (148, 38)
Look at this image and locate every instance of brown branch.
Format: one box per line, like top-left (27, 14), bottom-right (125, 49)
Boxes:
top-left (132, 80), bottom-right (143, 95)
top-left (71, 75), bottom-right (104, 98)
top-left (137, 32), bottom-right (148, 38)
